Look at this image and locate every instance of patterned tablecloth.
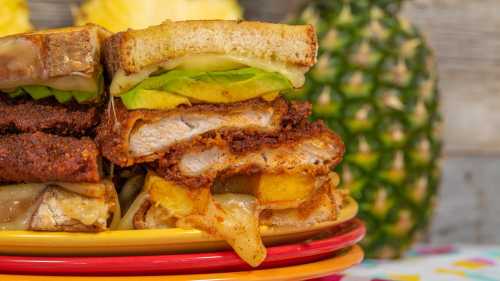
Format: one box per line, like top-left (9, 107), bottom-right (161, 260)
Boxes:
top-left (341, 245), bottom-right (500, 281)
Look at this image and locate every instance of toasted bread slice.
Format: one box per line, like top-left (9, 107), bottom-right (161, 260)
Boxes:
top-left (104, 20), bottom-right (318, 94)
top-left (0, 24), bottom-right (110, 93)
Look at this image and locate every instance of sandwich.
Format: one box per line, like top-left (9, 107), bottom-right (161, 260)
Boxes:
top-left (96, 20), bottom-right (346, 267)
top-left (0, 25), bottom-right (120, 232)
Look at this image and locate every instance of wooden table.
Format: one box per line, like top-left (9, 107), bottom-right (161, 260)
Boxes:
top-left (28, 0), bottom-right (500, 245)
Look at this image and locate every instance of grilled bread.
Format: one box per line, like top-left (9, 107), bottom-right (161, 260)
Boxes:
top-left (104, 20), bottom-right (318, 95)
top-left (0, 24), bottom-right (110, 95)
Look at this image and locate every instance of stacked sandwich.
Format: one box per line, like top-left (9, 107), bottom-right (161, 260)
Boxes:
top-left (96, 21), bottom-right (346, 266)
top-left (0, 25), bottom-right (120, 232)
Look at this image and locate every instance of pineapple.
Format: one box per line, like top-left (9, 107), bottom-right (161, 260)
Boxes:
top-left (73, 0), bottom-right (242, 32)
top-left (373, 0), bottom-right (405, 14)
top-left (292, 0), bottom-right (442, 258)
top-left (0, 0), bottom-right (32, 36)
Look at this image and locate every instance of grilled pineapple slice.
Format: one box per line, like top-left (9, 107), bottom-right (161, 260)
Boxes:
top-left (74, 0), bottom-right (242, 33)
top-left (214, 173), bottom-right (319, 209)
top-left (145, 172), bottom-right (210, 217)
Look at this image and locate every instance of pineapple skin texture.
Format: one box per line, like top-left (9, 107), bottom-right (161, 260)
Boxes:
top-left (73, 0), bottom-right (242, 33)
top-left (293, 0), bottom-right (442, 258)
top-left (374, 0), bottom-right (405, 14)
top-left (0, 0), bottom-right (32, 36)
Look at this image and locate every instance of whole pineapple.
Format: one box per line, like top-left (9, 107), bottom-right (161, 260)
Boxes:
top-left (0, 0), bottom-right (32, 36)
top-left (373, 0), bottom-right (405, 14)
top-left (293, 0), bottom-right (442, 258)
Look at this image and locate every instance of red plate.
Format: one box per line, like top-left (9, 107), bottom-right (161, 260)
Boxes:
top-left (0, 219), bottom-right (364, 276)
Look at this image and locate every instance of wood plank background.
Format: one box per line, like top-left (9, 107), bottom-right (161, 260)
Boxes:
top-left (27, 0), bottom-right (500, 244)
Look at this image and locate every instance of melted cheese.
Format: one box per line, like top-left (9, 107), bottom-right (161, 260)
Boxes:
top-left (110, 54), bottom-right (308, 96)
top-left (54, 182), bottom-right (107, 198)
top-left (0, 184), bottom-right (47, 230)
top-left (130, 173), bottom-right (339, 267)
top-left (178, 194), bottom-right (266, 267)
top-left (0, 181), bottom-right (117, 231)
top-left (119, 191), bottom-right (150, 230)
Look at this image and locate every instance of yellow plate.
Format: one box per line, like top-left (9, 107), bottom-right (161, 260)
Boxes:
top-left (0, 197), bottom-right (357, 256)
top-left (0, 245), bottom-right (363, 281)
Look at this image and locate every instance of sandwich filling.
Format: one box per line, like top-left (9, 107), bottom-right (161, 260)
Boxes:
top-left (110, 52), bottom-right (309, 103)
top-left (116, 66), bottom-right (295, 110)
top-left (151, 121), bottom-right (344, 188)
top-left (3, 76), bottom-right (104, 104)
top-left (0, 95), bottom-right (99, 135)
top-left (121, 172), bottom-right (343, 267)
top-left (96, 97), bottom-right (310, 166)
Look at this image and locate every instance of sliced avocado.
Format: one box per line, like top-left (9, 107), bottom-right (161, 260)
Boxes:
top-left (73, 90), bottom-right (99, 103)
top-left (23, 86), bottom-right (52, 100)
top-left (52, 89), bottom-right (73, 104)
top-left (121, 89), bottom-right (191, 110)
top-left (120, 68), bottom-right (292, 109)
top-left (163, 68), bottom-right (292, 103)
top-left (4, 74), bottom-right (103, 104)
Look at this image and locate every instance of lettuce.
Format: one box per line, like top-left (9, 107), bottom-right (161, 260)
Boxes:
top-left (120, 68), bottom-right (293, 109)
top-left (6, 76), bottom-right (103, 104)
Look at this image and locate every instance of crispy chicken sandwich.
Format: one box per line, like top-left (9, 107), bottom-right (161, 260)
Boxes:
top-left (96, 20), bottom-right (346, 267)
top-left (0, 25), bottom-right (119, 232)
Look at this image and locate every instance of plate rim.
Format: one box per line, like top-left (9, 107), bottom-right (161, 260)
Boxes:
top-left (0, 245), bottom-right (364, 281)
top-left (0, 197), bottom-right (357, 249)
top-left (0, 219), bottom-right (365, 276)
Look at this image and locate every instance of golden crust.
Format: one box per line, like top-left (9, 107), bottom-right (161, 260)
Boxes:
top-left (0, 132), bottom-right (101, 183)
top-left (150, 121), bottom-right (345, 188)
top-left (103, 20), bottom-right (318, 77)
top-left (96, 97), bottom-right (311, 166)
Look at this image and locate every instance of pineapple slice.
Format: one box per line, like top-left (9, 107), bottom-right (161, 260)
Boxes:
top-left (74, 0), bottom-right (242, 33)
top-left (214, 173), bottom-right (316, 209)
top-left (143, 173), bottom-right (266, 267)
top-left (145, 172), bottom-right (210, 217)
top-left (0, 0), bottom-right (32, 36)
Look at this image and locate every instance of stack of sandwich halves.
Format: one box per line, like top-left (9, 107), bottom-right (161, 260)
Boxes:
top-left (0, 21), bottom-right (346, 267)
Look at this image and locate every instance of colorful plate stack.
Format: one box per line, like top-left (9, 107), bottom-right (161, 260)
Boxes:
top-left (0, 218), bottom-right (364, 280)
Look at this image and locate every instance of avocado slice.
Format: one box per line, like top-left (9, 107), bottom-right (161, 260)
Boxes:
top-left (51, 89), bottom-right (74, 104)
top-left (121, 89), bottom-right (191, 110)
top-left (163, 68), bottom-right (292, 103)
top-left (3, 75), bottom-right (103, 104)
top-left (23, 86), bottom-right (53, 100)
top-left (120, 68), bottom-right (292, 109)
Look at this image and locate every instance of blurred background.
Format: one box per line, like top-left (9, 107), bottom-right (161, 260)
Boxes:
top-left (5, 0), bottom-right (500, 259)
